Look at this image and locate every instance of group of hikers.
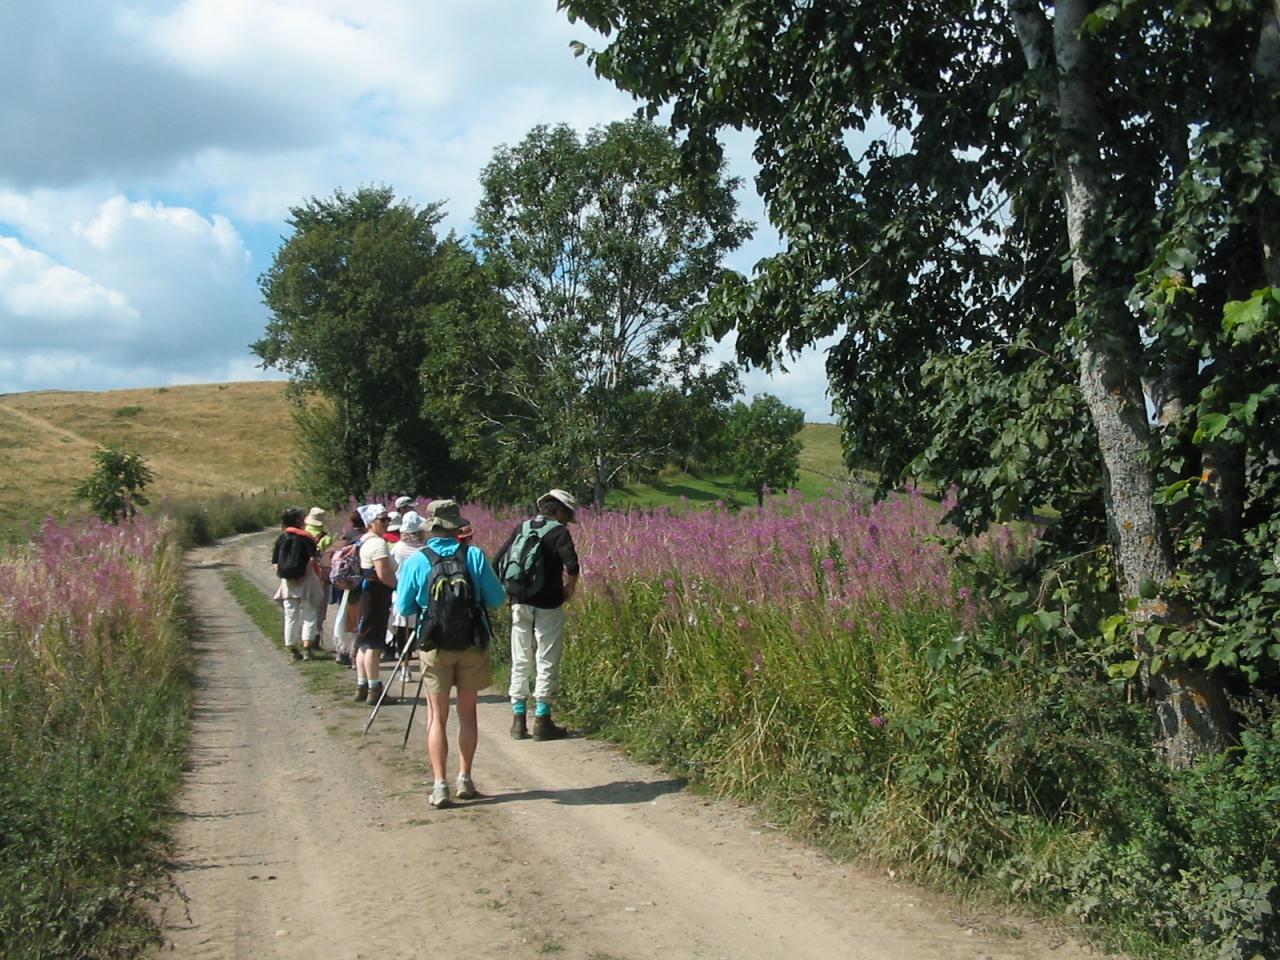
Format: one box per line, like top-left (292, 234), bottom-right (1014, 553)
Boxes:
top-left (269, 489), bottom-right (581, 809)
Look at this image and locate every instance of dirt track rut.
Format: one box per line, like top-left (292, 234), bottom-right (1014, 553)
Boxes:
top-left (154, 532), bottom-right (1098, 960)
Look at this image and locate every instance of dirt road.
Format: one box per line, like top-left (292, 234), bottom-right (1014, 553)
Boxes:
top-left (156, 533), bottom-right (1098, 960)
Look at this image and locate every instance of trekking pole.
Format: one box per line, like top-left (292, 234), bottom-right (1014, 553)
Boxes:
top-left (362, 631), bottom-right (416, 737)
top-left (401, 671), bottom-right (427, 750)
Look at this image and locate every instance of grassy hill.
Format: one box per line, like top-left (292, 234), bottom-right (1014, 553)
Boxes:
top-left (0, 381), bottom-right (297, 536)
top-left (0, 382), bottom-right (857, 536)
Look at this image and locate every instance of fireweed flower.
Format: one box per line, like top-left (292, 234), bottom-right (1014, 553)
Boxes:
top-left (870, 715), bottom-right (885, 728)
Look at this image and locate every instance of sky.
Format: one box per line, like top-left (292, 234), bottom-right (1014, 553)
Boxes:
top-left (0, 0), bottom-right (837, 421)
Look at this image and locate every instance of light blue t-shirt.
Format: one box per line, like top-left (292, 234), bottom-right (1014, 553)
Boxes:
top-left (394, 538), bottom-right (506, 622)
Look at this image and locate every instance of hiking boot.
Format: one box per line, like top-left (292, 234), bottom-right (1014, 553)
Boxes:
top-left (429, 782), bottom-right (452, 809)
top-left (510, 712), bottom-right (529, 740)
top-left (455, 774), bottom-right (478, 800)
top-left (301, 646), bottom-right (313, 662)
top-left (289, 646), bottom-right (303, 661)
top-left (354, 684), bottom-right (368, 703)
top-left (369, 684), bottom-right (396, 706)
top-left (532, 714), bottom-right (568, 741)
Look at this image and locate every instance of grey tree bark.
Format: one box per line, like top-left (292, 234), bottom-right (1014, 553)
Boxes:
top-left (1011, 0), bottom-right (1233, 767)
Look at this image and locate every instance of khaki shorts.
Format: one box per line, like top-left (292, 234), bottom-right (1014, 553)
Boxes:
top-left (421, 647), bottom-right (492, 694)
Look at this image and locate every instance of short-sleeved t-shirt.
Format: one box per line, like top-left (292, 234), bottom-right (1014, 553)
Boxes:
top-left (358, 534), bottom-right (390, 571)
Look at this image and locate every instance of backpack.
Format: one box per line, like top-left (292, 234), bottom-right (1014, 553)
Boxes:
top-left (275, 532), bottom-right (312, 580)
top-left (500, 519), bottom-right (561, 603)
top-left (421, 546), bottom-right (485, 651)
top-left (328, 538), bottom-right (363, 590)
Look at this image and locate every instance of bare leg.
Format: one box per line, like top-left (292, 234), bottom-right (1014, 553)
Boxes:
top-left (456, 688), bottom-right (478, 776)
top-left (427, 690), bottom-right (452, 782)
top-left (360, 647), bottom-right (380, 686)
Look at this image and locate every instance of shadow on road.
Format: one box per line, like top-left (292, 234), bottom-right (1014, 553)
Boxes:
top-left (464, 777), bottom-right (685, 808)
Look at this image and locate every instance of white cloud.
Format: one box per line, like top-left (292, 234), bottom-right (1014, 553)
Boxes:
top-left (0, 191), bottom-right (264, 393)
top-left (0, 0), bottom-right (838, 420)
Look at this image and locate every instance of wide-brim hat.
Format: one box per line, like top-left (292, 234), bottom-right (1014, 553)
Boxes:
top-left (426, 498), bottom-right (470, 533)
top-left (387, 510), bottom-right (402, 532)
top-left (541, 488), bottom-right (579, 518)
top-left (400, 510), bottom-right (426, 535)
top-left (305, 507), bottom-right (326, 526)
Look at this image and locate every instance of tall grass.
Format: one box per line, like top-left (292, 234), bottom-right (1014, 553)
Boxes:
top-left (530, 489), bottom-right (1280, 960)
top-left (0, 516), bottom-right (192, 959)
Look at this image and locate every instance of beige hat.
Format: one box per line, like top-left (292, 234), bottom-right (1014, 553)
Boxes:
top-left (426, 498), bottom-right (470, 533)
top-left (394, 496), bottom-right (413, 511)
top-left (540, 488), bottom-right (579, 518)
top-left (387, 510), bottom-right (402, 532)
top-left (305, 507), bottom-right (326, 526)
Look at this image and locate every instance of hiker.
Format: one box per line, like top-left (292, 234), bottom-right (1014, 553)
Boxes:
top-left (395, 499), bottom-right (505, 809)
top-left (270, 506), bottom-right (324, 661)
top-left (305, 507), bottom-right (334, 648)
top-left (386, 510), bottom-right (426, 662)
top-left (331, 510), bottom-right (366, 667)
top-left (394, 495), bottom-right (414, 513)
top-left (354, 503), bottom-right (398, 705)
top-left (385, 511), bottom-right (402, 545)
top-left (496, 489), bottom-right (581, 741)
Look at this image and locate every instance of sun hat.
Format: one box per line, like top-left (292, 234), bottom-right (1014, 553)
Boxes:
top-left (394, 496), bottom-right (413, 511)
top-left (357, 503), bottom-right (388, 526)
top-left (400, 510), bottom-right (426, 535)
top-left (305, 507), bottom-right (326, 526)
top-left (426, 498), bottom-right (470, 533)
top-left (540, 488), bottom-right (579, 518)
top-left (387, 510), bottom-right (402, 532)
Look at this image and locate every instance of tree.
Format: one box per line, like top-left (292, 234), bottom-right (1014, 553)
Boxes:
top-left (74, 446), bottom-right (154, 523)
top-left (453, 119), bottom-right (752, 507)
top-left (254, 186), bottom-right (488, 500)
top-left (726, 394), bottom-right (804, 506)
top-left (561, 1), bottom-right (1280, 765)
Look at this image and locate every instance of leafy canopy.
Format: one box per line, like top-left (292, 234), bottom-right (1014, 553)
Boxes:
top-left (432, 119), bottom-right (752, 506)
top-left (74, 446), bottom-right (155, 523)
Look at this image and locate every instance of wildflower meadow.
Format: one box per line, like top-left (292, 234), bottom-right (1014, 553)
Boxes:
top-left (459, 489), bottom-right (1280, 960)
top-left (0, 516), bottom-right (191, 959)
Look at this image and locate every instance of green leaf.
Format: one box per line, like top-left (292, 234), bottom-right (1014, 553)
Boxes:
top-left (1193, 412), bottom-right (1231, 444)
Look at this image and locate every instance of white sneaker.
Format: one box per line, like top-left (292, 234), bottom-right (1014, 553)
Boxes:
top-left (455, 774), bottom-right (477, 800)
top-left (429, 782), bottom-right (452, 809)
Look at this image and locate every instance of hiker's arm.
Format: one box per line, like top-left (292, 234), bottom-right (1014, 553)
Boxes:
top-left (373, 555), bottom-right (396, 589)
top-left (469, 547), bottom-right (508, 609)
top-left (558, 532), bottom-right (580, 602)
top-left (563, 572), bottom-right (578, 602)
top-left (394, 556), bottom-right (423, 617)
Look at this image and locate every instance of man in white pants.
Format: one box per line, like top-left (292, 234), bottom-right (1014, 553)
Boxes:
top-left (496, 489), bottom-right (581, 740)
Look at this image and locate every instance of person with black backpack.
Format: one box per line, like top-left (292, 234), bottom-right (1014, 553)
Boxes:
top-left (394, 499), bottom-right (506, 809)
top-left (270, 506), bottom-right (323, 661)
top-left (495, 488), bottom-right (581, 742)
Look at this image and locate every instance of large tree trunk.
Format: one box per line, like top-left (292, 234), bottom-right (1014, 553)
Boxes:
top-left (1013, 0), bottom-right (1233, 766)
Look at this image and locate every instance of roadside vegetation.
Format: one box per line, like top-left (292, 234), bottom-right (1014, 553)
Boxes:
top-left (0, 517), bottom-right (191, 960)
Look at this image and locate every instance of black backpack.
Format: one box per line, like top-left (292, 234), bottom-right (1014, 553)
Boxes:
top-left (421, 547), bottom-right (486, 651)
top-left (275, 532), bottom-right (312, 580)
top-left (500, 519), bottom-right (561, 602)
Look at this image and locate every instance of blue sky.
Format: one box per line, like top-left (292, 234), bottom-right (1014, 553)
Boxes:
top-left (0, 0), bottom-right (836, 421)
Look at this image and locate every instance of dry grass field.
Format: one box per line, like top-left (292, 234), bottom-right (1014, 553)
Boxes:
top-left (0, 381), bottom-right (297, 535)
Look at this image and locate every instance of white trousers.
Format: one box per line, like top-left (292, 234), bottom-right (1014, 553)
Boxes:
top-left (282, 596), bottom-right (320, 647)
top-left (508, 603), bottom-right (566, 702)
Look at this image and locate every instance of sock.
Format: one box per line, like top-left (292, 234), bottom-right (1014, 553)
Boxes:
top-left (534, 700), bottom-right (551, 718)
top-left (512, 699), bottom-right (527, 716)
top-left (434, 780), bottom-right (447, 789)
top-left (357, 679), bottom-right (368, 688)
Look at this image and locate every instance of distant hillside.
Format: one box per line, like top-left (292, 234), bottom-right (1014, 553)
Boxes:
top-left (0, 381), bottom-right (853, 536)
top-left (0, 381), bottom-right (296, 535)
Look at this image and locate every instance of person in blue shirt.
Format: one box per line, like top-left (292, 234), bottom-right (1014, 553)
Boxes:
top-left (395, 499), bottom-right (506, 809)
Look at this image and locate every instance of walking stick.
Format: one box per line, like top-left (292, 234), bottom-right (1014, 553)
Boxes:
top-left (401, 671), bottom-right (427, 750)
top-left (361, 625), bottom-right (417, 737)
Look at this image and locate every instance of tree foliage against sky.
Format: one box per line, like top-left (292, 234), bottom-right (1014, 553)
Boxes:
top-left (445, 119), bottom-right (752, 507)
top-left (253, 186), bottom-right (489, 500)
top-left (561, 0), bottom-right (1280, 763)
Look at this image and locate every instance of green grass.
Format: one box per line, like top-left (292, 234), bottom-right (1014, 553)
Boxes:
top-left (605, 423), bottom-right (869, 510)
